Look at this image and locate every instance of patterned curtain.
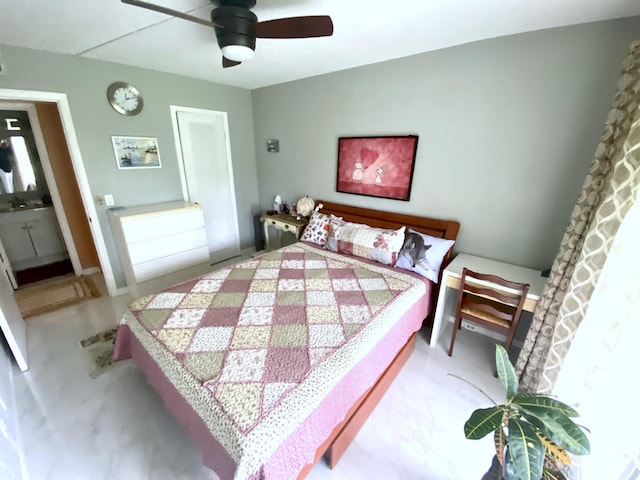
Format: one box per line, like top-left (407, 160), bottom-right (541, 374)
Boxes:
top-left (516, 41), bottom-right (640, 393)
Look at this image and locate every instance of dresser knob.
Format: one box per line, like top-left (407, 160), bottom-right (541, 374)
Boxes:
top-left (284, 224), bottom-right (289, 229)
top-left (271, 220), bottom-right (276, 225)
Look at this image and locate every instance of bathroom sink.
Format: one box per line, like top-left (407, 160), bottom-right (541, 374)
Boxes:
top-left (0, 204), bottom-right (47, 214)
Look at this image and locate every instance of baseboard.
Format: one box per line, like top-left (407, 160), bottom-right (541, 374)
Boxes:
top-left (210, 247), bottom-right (255, 265)
top-left (113, 286), bottom-right (130, 297)
top-left (82, 266), bottom-right (101, 276)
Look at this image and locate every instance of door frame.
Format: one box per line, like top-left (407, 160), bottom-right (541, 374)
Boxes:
top-left (0, 88), bottom-right (117, 296)
top-left (0, 102), bottom-right (82, 276)
top-left (169, 105), bottom-right (240, 259)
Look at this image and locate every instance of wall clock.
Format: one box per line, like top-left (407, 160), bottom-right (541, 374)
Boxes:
top-left (107, 81), bottom-right (144, 116)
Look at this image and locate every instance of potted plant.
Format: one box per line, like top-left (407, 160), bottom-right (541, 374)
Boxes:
top-left (458, 345), bottom-right (590, 480)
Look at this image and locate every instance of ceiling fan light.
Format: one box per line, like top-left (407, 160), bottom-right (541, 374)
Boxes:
top-left (221, 45), bottom-right (255, 62)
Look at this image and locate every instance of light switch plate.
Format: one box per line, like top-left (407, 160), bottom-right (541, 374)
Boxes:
top-left (104, 194), bottom-right (115, 206)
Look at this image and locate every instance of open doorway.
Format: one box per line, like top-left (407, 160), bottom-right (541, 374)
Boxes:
top-left (0, 107), bottom-right (74, 287)
top-left (0, 89), bottom-right (118, 298)
top-left (0, 101), bottom-right (102, 293)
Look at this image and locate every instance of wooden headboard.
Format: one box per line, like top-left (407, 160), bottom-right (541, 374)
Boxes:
top-left (317, 200), bottom-right (459, 241)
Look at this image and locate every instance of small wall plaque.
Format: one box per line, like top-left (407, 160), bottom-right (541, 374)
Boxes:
top-left (266, 139), bottom-right (279, 153)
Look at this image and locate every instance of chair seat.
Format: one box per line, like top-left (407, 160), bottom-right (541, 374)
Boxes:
top-left (461, 305), bottom-right (512, 328)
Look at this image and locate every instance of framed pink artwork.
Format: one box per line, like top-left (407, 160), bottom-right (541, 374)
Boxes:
top-left (336, 135), bottom-right (419, 201)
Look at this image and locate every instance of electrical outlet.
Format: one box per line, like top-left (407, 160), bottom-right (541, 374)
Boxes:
top-left (95, 195), bottom-right (105, 206)
top-left (462, 321), bottom-right (477, 331)
top-left (104, 194), bottom-right (115, 206)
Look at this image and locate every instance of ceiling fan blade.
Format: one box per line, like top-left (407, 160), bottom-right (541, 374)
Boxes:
top-left (222, 57), bottom-right (241, 68)
top-left (121, 0), bottom-right (219, 28)
top-left (254, 15), bottom-right (333, 39)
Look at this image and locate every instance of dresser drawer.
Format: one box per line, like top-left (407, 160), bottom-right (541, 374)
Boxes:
top-left (133, 245), bottom-right (210, 283)
top-left (127, 228), bottom-right (208, 265)
top-left (121, 209), bottom-right (205, 244)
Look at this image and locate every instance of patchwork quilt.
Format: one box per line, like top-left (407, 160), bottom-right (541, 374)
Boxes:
top-left (119, 242), bottom-right (427, 479)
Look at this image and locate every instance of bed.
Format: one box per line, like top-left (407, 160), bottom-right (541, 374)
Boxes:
top-left (113, 201), bottom-right (459, 480)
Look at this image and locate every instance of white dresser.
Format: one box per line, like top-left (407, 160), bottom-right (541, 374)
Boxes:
top-left (109, 201), bottom-right (209, 296)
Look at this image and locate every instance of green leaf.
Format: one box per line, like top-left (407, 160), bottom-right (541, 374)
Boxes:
top-left (503, 451), bottom-right (519, 480)
top-left (537, 431), bottom-right (572, 466)
top-left (542, 465), bottom-right (568, 480)
top-left (520, 408), bottom-right (590, 455)
top-left (483, 455), bottom-right (502, 480)
top-left (495, 345), bottom-right (518, 399)
top-left (513, 394), bottom-right (579, 417)
top-left (507, 418), bottom-right (545, 480)
top-left (465, 406), bottom-right (504, 440)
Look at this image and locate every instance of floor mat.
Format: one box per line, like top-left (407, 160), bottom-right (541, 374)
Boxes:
top-left (15, 275), bottom-right (101, 319)
top-left (78, 327), bottom-right (124, 378)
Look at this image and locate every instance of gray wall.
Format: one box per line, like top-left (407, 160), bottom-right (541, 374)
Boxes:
top-left (0, 46), bottom-right (258, 288)
top-left (252, 17), bottom-right (640, 270)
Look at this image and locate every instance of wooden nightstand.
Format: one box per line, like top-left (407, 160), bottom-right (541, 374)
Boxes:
top-left (261, 213), bottom-right (308, 250)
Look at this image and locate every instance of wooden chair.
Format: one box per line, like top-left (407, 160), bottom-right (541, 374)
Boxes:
top-left (448, 268), bottom-right (530, 357)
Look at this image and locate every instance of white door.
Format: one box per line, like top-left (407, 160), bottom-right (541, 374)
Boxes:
top-left (0, 237), bottom-right (17, 289)
top-left (172, 108), bottom-right (240, 264)
top-left (0, 261), bottom-right (27, 371)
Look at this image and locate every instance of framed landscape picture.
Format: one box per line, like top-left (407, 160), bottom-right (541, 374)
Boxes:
top-left (336, 135), bottom-right (419, 201)
top-left (112, 136), bottom-right (161, 169)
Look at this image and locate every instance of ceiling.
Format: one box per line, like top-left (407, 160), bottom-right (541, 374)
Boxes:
top-left (2, 0), bottom-right (640, 90)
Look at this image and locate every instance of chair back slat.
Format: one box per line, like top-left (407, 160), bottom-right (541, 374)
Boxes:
top-left (462, 300), bottom-right (514, 322)
top-left (463, 270), bottom-right (529, 291)
top-left (463, 283), bottom-right (524, 307)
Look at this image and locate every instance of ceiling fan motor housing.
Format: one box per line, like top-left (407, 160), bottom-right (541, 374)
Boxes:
top-left (210, 0), bottom-right (256, 7)
top-left (211, 2), bottom-right (258, 52)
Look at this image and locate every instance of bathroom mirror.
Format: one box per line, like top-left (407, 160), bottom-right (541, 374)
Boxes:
top-left (0, 109), bottom-right (46, 196)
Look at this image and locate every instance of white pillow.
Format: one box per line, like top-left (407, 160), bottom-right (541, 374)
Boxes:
top-left (395, 229), bottom-right (455, 282)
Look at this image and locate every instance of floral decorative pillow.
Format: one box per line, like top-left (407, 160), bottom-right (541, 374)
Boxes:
top-left (300, 212), bottom-right (335, 246)
top-left (395, 229), bottom-right (455, 283)
top-left (324, 217), bottom-right (405, 266)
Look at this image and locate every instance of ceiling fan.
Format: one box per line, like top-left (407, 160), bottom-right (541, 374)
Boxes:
top-left (121, 0), bottom-right (334, 68)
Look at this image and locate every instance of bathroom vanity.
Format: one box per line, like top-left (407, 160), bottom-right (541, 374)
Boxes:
top-left (0, 206), bottom-right (68, 272)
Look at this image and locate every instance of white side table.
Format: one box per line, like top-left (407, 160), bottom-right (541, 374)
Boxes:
top-left (430, 253), bottom-right (547, 348)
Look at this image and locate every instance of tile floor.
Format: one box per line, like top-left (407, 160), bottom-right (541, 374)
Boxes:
top-left (8, 271), bottom-right (510, 480)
